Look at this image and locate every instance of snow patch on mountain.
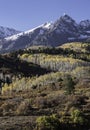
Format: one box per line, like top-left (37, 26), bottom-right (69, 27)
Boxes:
top-left (24, 24), bottom-right (44, 34)
top-left (43, 22), bottom-right (52, 29)
top-left (86, 31), bottom-right (90, 33)
top-left (78, 35), bottom-right (90, 39)
top-left (68, 37), bottom-right (76, 41)
top-left (5, 32), bottom-right (23, 41)
top-left (5, 22), bottom-right (52, 41)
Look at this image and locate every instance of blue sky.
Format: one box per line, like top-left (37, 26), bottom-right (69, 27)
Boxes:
top-left (0, 0), bottom-right (90, 31)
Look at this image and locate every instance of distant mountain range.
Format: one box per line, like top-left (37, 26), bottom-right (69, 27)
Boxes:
top-left (0, 26), bottom-right (20, 39)
top-left (0, 14), bottom-right (90, 53)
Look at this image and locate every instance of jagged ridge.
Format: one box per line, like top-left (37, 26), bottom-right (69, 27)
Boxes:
top-left (0, 14), bottom-right (90, 53)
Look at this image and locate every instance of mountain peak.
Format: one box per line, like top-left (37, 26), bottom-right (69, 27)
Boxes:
top-left (63, 13), bottom-right (71, 17)
top-left (79, 19), bottom-right (90, 29)
top-left (0, 26), bottom-right (20, 39)
top-left (60, 14), bottom-right (76, 23)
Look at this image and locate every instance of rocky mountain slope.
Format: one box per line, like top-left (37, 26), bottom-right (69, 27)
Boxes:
top-left (0, 14), bottom-right (90, 53)
top-left (0, 26), bottom-right (20, 39)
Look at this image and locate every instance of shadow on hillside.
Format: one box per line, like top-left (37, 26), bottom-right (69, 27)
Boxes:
top-left (0, 56), bottom-right (50, 77)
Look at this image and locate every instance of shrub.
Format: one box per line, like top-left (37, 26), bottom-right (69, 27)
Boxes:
top-left (16, 99), bottom-right (32, 115)
top-left (70, 109), bottom-right (84, 124)
top-left (36, 115), bottom-right (60, 130)
top-left (1, 102), bottom-right (15, 116)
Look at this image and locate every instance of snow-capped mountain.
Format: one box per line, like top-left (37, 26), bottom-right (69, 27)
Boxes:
top-left (0, 26), bottom-right (20, 39)
top-left (79, 20), bottom-right (90, 30)
top-left (0, 14), bottom-right (90, 53)
top-left (4, 22), bottom-right (52, 41)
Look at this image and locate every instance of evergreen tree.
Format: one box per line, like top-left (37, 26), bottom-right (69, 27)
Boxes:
top-left (63, 75), bottom-right (75, 94)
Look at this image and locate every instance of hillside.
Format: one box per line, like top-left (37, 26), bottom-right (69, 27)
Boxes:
top-left (0, 42), bottom-right (90, 130)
